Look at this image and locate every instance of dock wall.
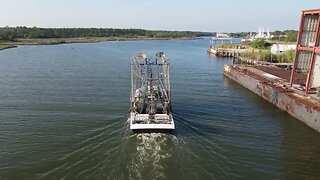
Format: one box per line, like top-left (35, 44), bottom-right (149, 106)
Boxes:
top-left (208, 47), bottom-right (248, 57)
top-left (224, 65), bottom-right (320, 132)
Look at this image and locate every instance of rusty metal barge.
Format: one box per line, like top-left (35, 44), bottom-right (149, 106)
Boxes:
top-left (224, 9), bottom-right (320, 133)
top-left (129, 52), bottom-right (175, 131)
top-left (224, 65), bottom-right (320, 132)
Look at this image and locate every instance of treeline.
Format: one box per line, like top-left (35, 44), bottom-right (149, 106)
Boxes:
top-left (270, 30), bottom-right (298, 42)
top-left (228, 30), bottom-right (298, 42)
top-left (228, 32), bottom-right (249, 38)
top-left (271, 30), bottom-right (297, 36)
top-left (0, 26), bottom-right (211, 41)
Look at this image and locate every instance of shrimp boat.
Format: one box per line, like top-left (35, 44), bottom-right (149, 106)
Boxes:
top-left (129, 52), bottom-right (175, 131)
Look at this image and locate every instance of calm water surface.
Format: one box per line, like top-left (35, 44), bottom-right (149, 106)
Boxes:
top-left (0, 39), bottom-right (320, 179)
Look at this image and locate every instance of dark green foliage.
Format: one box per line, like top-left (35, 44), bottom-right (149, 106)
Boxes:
top-left (228, 30), bottom-right (298, 41)
top-left (228, 32), bottom-right (251, 38)
top-left (270, 36), bottom-right (286, 41)
top-left (270, 30), bottom-right (298, 42)
top-left (251, 38), bottom-right (271, 49)
top-left (0, 26), bottom-right (211, 41)
top-left (271, 30), bottom-right (284, 36)
top-left (285, 30), bottom-right (298, 42)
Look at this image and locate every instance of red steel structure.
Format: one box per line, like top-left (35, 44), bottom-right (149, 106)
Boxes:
top-left (290, 9), bottom-right (320, 94)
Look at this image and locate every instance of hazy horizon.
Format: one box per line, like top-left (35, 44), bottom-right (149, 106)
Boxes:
top-left (0, 0), bottom-right (318, 32)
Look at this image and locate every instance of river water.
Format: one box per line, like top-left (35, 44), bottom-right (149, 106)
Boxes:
top-left (0, 39), bottom-right (320, 179)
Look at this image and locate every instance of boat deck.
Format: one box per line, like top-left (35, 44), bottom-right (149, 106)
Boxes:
top-left (130, 113), bottom-right (175, 130)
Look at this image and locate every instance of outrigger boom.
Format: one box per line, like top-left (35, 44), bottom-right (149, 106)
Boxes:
top-left (129, 52), bottom-right (175, 131)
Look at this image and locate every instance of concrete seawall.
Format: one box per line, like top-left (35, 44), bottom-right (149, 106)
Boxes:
top-left (224, 65), bottom-right (320, 132)
top-left (208, 47), bottom-right (249, 57)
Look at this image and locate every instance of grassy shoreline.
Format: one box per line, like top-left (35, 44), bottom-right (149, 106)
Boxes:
top-left (0, 44), bottom-right (17, 51)
top-left (0, 36), bottom-right (201, 50)
top-left (212, 40), bottom-right (296, 63)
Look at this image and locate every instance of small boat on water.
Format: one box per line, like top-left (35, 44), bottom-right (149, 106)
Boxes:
top-left (129, 52), bottom-right (175, 132)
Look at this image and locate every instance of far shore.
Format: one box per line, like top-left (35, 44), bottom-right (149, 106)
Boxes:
top-left (0, 45), bottom-right (17, 51)
top-left (0, 36), bottom-right (202, 51)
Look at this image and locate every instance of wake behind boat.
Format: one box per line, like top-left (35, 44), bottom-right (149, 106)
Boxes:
top-left (129, 52), bottom-right (175, 132)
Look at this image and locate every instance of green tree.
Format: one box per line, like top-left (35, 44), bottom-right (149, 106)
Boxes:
top-left (285, 31), bottom-right (298, 42)
top-left (0, 27), bottom-right (211, 41)
top-left (251, 38), bottom-right (271, 49)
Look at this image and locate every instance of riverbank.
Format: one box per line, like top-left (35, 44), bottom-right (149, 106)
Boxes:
top-left (209, 40), bottom-right (295, 63)
top-left (0, 45), bottom-right (17, 51)
top-left (0, 36), bottom-right (201, 50)
top-left (208, 46), bottom-right (254, 57)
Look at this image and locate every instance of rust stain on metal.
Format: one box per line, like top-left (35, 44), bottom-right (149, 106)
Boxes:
top-left (224, 64), bottom-right (320, 132)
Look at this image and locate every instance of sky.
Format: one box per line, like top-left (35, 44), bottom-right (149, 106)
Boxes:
top-left (0, 0), bottom-right (319, 32)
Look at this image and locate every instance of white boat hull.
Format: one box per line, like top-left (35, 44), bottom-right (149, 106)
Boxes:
top-left (129, 112), bottom-right (175, 130)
